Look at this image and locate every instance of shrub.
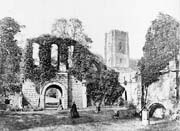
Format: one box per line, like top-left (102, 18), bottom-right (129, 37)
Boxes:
top-left (127, 102), bottom-right (136, 110)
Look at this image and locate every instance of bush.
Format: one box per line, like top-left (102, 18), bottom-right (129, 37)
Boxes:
top-left (127, 102), bottom-right (136, 110)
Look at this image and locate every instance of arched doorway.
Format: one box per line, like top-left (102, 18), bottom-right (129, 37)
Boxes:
top-left (40, 82), bottom-right (68, 109)
top-left (44, 85), bottom-right (62, 109)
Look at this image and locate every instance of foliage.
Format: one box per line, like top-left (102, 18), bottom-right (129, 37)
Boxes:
top-left (0, 17), bottom-right (23, 94)
top-left (24, 35), bottom-right (76, 85)
top-left (126, 102), bottom-right (136, 110)
top-left (51, 18), bottom-right (92, 48)
top-left (24, 34), bottom-right (123, 104)
top-left (87, 69), bottom-right (124, 105)
top-left (138, 13), bottom-right (180, 87)
top-left (51, 18), bottom-right (68, 38)
top-left (24, 40), bottom-right (34, 80)
top-left (69, 44), bottom-right (98, 81)
top-left (70, 43), bottom-right (124, 105)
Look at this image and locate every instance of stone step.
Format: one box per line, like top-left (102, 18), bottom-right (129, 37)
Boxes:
top-left (45, 108), bottom-right (57, 110)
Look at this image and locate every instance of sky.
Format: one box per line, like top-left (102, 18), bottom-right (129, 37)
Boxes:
top-left (0, 0), bottom-right (179, 59)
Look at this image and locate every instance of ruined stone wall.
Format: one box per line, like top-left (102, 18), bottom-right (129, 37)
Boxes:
top-left (69, 76), bottom-right (87, 109)
top-left (9, 93), bottom-right (22, 109)
top-left (22, 79), bottom-right (40, 107)
top-left (147, 60), bottom-right (180, 111)
top-left (120, 69), bottom-right (141, 111)
top-left (22, 74), bottom-right (87, 109)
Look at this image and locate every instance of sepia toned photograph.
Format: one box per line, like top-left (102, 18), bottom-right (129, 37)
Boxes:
top-left (0, 0), bottom-right (180, 130)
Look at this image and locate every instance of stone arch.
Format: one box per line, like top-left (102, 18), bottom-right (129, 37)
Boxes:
top-left (148, 103), bottom-right (166, 117)
top-left (40, 82), bottom-right (68, 109)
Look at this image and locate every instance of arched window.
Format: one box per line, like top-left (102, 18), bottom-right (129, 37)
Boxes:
top-left (51, 44), bottom-right (58, 67)
top-left (32, 43), bottom-right (40, 66)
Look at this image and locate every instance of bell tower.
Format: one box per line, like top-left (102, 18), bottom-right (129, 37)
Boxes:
top-left (105, 29), bottom-right (129, 69)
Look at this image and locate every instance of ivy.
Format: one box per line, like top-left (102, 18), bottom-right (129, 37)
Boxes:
top-left (24, 40), bottom-right (34, 80)
top-left (24, 35), bottom-right (76, 85)
top-left (24, 34), bottom-right (124, 105)
top-left (138, 13), bottom-right (180, 87)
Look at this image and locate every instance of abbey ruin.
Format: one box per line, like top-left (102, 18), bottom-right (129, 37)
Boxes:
top-left (104, 29), bottom-right (141, 110)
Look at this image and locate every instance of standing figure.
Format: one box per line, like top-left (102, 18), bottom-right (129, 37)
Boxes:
top-left (57, 97), bottom-right (63, 110)
top-left (70, 102), bottom-right (79, 118)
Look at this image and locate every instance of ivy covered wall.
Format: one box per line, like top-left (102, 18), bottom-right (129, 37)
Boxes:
top-left (23, 34), bottom-right (124, 105)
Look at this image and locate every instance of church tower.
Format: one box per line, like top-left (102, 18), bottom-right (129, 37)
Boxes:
top-left (105, 30), bottom-right (129, 69)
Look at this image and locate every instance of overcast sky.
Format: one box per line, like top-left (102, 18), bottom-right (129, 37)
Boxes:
top-left (0, 0), bottom-right (179, 59)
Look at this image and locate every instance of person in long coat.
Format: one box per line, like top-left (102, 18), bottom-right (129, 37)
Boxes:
top-left (70, 102), bottom-right (79, 118)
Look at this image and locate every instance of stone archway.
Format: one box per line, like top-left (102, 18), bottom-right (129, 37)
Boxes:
top-left (40, 82), bottom-right (68, 109)
top-left (148, 103), bottom-right (166, 117)
top-left (44, 85), bottom-right (62, 109)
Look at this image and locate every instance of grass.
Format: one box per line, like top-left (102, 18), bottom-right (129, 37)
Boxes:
top-left (0, 108), bottom-right (118, 130)
top-left (0, 107), bottom-right (180, 131)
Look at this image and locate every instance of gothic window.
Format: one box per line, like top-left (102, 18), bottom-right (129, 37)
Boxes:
top-left (32, 43), bottom-right (40, 66)
top-left (51, 44), bottom-right (58, 67)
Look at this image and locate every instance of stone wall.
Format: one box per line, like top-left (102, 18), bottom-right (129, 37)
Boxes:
top-left (147, 60), bottom-right (180, 111)
top-left (115, 67), bottom-right (141, 111)
top-left (147, 71), bottom-right (177, 111)
top-left (9, 93), bottom-right (23, 109)
top-left (119, 59), bottom-right (180, 113)
top-left (124, 82), bottom-right (141, 109)
top-left (69, 76), bottom-right (87, 109)
top-left (22, 79), bottom-right (40, 107)
top-left (22, 74), bottom-right (87, 109)
top-left (120, 70), bottom-right (141, 111)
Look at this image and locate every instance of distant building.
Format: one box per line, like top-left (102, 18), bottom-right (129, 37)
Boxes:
top-left (104, 29), bottom-right (135, 83)
top-left (105, 30), bottom-right (129, 69)
top-left (105, 29), bottom-right (141, 109)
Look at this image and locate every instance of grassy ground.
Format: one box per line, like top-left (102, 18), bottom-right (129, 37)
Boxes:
top-left (0, 107), bottom-right (180, 131)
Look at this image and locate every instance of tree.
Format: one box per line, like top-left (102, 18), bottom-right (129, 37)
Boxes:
top-left (51, 18), bottom-right (69, 38)
top-left (0, 17), bottom-right (23, 95)
top-left (138, 13), bottom-right (180, 106)
top-left (70, 44), bottom-right (124, 111)
top-left (51, 18), bottom-right (92, 48)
